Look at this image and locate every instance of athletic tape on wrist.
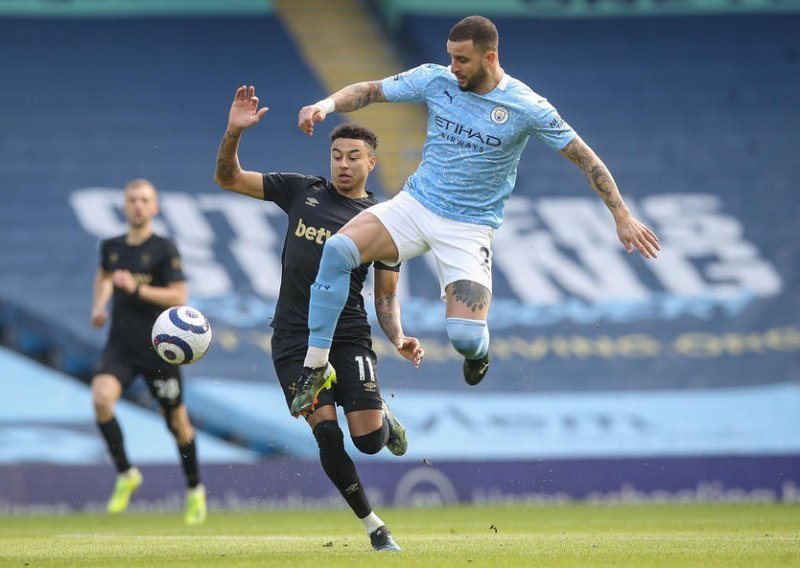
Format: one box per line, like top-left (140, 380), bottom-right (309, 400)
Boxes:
top-left (315, 98), bottom-right (335, 114)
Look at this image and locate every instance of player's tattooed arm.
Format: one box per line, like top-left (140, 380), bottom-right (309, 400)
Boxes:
top-left (331, 81), bottom-right (386, 113)
top-left (215, 130), bottom-right (242, 185)
top-left (375, 269), bottom-right (425, 367)
top-left (298, 82), bottom-right (383, 136)
top-left (559, 136), bottom-right (627, 216)
top-left (375, 291), bottom-right (403, 344)
top-left (215, 85), bottom-right (267, 198)
top-left (560, 136), bottom-right (661, 258)
top-left (214, 128), bottom-right (265, 199)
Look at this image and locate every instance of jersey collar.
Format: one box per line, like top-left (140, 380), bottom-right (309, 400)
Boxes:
top-left (496, 72), bottom-right (509, 91)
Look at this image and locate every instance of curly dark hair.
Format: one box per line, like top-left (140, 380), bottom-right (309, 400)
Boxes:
top-left (330, 123), bottom-right (378, 153)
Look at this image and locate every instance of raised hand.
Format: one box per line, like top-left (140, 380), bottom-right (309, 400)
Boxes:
top-left (228, 85), bottom-right (269, 132)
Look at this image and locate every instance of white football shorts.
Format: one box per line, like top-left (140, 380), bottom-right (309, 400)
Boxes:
top-left (365, 191), bottom-right (494, 299)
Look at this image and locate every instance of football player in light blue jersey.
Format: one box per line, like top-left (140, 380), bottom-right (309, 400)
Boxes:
top-left (289, 15), bottom-right (660, 417)
top-left (381, 62), bottom-right (576, 230)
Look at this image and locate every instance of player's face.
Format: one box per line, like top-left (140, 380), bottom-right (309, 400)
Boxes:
top-left (330, 138), bottom-right (376, 196)
top-left (447, 39), bottom-right (489, 92)
top-left (123, 184), bottom-right (159, 229)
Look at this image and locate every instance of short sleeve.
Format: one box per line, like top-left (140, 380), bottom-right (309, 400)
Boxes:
top-left (381, 64), bottom-right (445, 103)
top-left (525, 99), bottom-right (577, 151)
top-left (262, 173), bottom-right (316, 212)
top-left (160, 240), bottom-right (186, 284)
top-left (99, 239), bottom-right (110, 271)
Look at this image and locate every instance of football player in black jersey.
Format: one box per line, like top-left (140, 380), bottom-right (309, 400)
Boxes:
top-left (90, 178), bottom-right (207, 525)
top-left (215, 85), bottom-right (424, 552)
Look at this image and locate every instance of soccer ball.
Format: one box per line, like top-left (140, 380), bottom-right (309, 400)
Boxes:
top-left (151, 306), bottom-right (212, 365)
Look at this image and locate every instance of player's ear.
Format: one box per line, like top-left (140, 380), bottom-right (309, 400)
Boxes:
top-left (150, 187), bottom-right (161, 216)
top-left (368, 155), bottom-right (377, 171)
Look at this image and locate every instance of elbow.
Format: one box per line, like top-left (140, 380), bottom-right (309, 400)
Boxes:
top-left (214, 167), bottom-right (242, 191)
top-left (214, 173), bottom-right (233, 190)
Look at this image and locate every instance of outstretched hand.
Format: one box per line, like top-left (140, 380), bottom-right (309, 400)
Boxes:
top-left (396, 336), bottom-right (425, 369)
top-left (616, 215), bottom-right (661, 259)
top-left (228, 85), bottom-right (269, 132)
top-left (297, 103), bottom-right (328, 136)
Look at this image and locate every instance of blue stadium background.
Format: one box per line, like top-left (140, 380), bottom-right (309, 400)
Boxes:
top-left (1, 0), bottom-right (799, 510)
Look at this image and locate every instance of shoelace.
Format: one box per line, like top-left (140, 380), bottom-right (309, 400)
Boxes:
top-left (297, 369), bottom-right (314, 391)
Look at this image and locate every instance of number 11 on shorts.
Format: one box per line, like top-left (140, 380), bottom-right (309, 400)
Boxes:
top-left (355, 355), bottom-right (374, 382)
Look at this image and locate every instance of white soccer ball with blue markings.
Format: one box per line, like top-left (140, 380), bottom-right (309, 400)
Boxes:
top-left (151, 306), bottom-right (212, 365)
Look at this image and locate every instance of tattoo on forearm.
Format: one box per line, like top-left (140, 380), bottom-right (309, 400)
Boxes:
top-left (449, 280), bottom-right (491, 313)
top-left (376, 294), bottom-right (401, 342)
top-left (334, 81), bottom-right (384, 113)
top-left (215, 130), bottom-right (241, 182)
top-left (589, 165), bottom-right (621, 209)
top-left (562, 140), bottom-right (621, 211)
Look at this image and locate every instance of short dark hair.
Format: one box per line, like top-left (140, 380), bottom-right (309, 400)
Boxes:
top-left (330, 123), bottom-right (378, 153)
top-left (448, 15), bottom-right (498, 52)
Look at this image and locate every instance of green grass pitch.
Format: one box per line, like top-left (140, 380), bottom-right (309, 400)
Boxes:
top-left (1, 504), bottom-right (798, 567)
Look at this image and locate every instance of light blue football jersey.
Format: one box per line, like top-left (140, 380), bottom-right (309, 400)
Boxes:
top-left (381, 64), bottom-right (576, 229)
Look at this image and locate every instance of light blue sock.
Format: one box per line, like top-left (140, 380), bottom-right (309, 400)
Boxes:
top-left (445, 317), bottom-right (490, 359)
top-left (308, 234), bottom-right (361, 349)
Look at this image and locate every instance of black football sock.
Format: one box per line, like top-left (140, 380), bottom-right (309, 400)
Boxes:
top-left (178, 438), bottom-right (200, 489)
top-left (313, 420), bottom-right (372, 518)
top-left (97, 417), bottom-right (132, 473)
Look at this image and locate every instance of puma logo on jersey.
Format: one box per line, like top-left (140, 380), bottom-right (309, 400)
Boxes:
top-left (295, 218), bottom-right (332, 244)
top-left (305, 197), bottom-right (319, 207)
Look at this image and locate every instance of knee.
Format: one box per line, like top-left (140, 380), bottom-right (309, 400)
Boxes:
top-left (322, 234), bottom-right (361, 272)
top-left (351, 424), bottom-right (388, 455)
top-left (164, 407), bottom-right (193, 443)
top-left (91, 382), bottom-right (117, 417)
top-left (92, 392), bottom-right (115, 416)
top-left (446, 317), bottom-right (490, 359)
top-left (313, 420), bottom-right (345, 451)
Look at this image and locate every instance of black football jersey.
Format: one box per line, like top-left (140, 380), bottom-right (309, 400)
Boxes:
top-left (262, 172), bottom-right (399, 341)
top-left (100, 234), bottom-right (186, 351)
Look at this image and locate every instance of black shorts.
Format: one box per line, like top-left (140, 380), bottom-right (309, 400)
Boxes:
top-left (271, 329), bottom-right (383, 415)
top-left (95, 342), bottom-right (184, 409)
